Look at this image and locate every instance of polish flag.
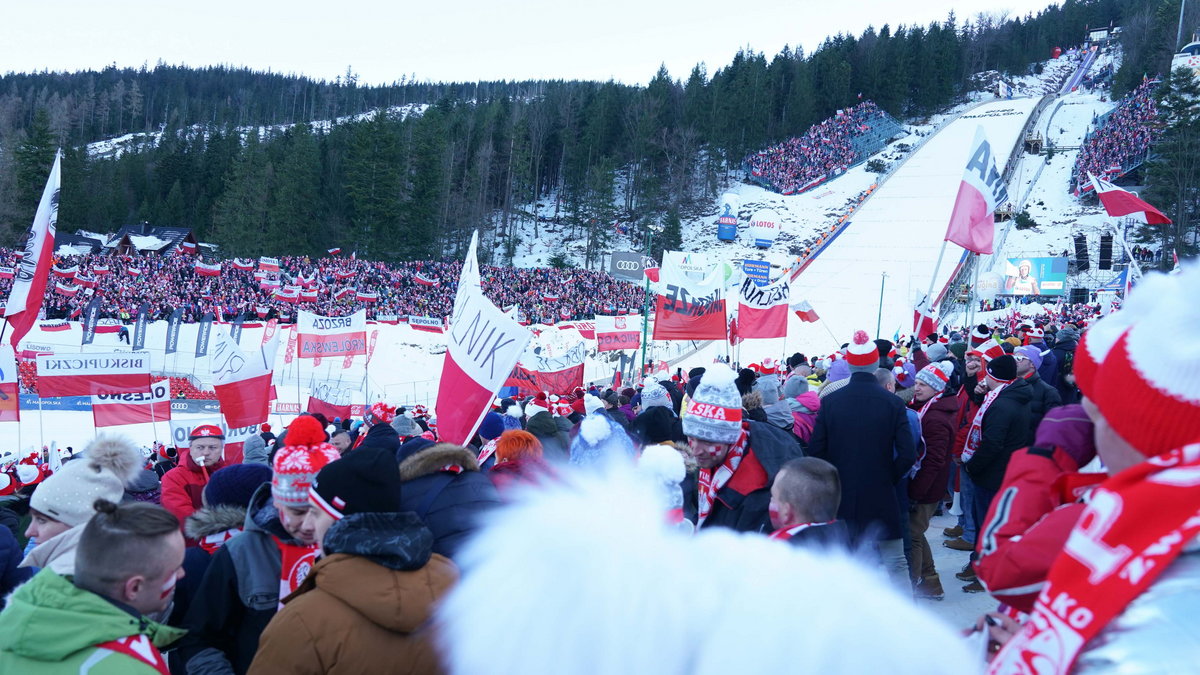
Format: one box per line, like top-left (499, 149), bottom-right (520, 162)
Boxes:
top-left (91, 379), bottom-right (172, 427)
top-left (736, 277), bottom-right (789, 339)
top-left (0, 267), bottom-right (13, 280)
top-left (54, 282), bottom-right (80, 297)
top-left (177, 241), bottom-right (197, 255)
top-left (943, 126), bottom-right (1004, 255)
top-left (306, 395), bottom-right (352, 421)
top-left (52, 264), bottom-right (78, 279)
top-left (194, 261), bottom-right (222, 277)
top-left (258, 257), bottom-right (281, 273)
top-left (334, 270), bottom-right (356, 281)
top-left (127, 267), bottom-right (142, 277)
top-left (210, 320), bottom-right (279, 429)
top-left (913, 297), bottom-right (938, 337)
top-left (36, 351), bottom-right (153, 397)
top-left (1088, 173), bottom-right (1171, 225)
top-left (356, 291), bottom-right (379, 303)
top-left (5, 151), bottom-right (60, 349)
top-left (414, 273), bottom-right (438, 287)
top-left (791, 300), bottom-right (820, 323)
top-left (92, 264), bottom-right (111, 275)
top-left (232, 259), bottom-right (255, 271)
top-left (334, 288), bottom-right (355, 300)
top-left (300, 289), bottom-right (318, 302)
top-left (327, 248), bottom-right (342, 255)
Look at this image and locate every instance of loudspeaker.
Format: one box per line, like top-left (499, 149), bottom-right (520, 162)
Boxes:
top-left (1069, 288), bottom-right (1089, 304)
top-left (1074, 234), bottom-right (1090, 270)
top-left (1098, 234), bottom-right (1113, 270)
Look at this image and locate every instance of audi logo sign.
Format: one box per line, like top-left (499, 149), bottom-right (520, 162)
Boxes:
top-left (609, 252), bottom-right (656, 282)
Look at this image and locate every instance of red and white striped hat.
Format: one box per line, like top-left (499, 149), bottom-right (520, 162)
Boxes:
top-left (980, 343), bottom-right (1006, 364)
top-left (845, 330), bottom-right (879, 369)
top-left (1075, 272), bottom-right (1170, 399)
top-left (969, 325), bottom-right (992, 348)
top-left (526, 392), bottom-right (552, 416)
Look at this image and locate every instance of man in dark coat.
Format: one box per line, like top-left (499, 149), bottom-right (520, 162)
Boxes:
top-left (1015, 345), bottom-right (1062, 437)
top-left (679, 366), bottom-right (803, 534)
top-left (397, 443), bottom-right (503, 559)
top-left (807, 331), bottom-right (916, 594)
top-left (1047, 325), bottom-right (1080, 403)
top-left (766, 457), bottom-right (849, 548)
top-left (907, 363), bottom-right (960, 600)
top-left (355, 403), bottom-right (402, 454)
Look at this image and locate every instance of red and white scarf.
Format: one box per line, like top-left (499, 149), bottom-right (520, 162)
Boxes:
top-left (198, 527), bottom-right (242, 554)
top-left (274, 537), bottom-right (319, 607)
top-left (916, 390), bottom-right (944, 422)
top-left (768, 521), bottom-right (835, 541)
top-left (476, 438), bottom-right (499, 465)
top-left (988, 443), bottom-right (1200, 675)
top-left (696, 431), bottom-right (748, 526)
top-left (95, 634), bottom-right (170, 675)
top-left (962, 383), bottom-right (1007, 463)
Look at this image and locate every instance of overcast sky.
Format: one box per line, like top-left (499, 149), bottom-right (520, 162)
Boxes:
top-left (2, 0), bottom-right (1061, 85)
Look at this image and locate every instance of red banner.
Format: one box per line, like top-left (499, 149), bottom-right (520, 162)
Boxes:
top-left (211, 321), bottom-right (279, 429)
top-left (505, 362), bottom-right (586, 396)
top-left (306, 396), bottom-right (352, 421)
top-left (736, 277), bottom-right (789, 339)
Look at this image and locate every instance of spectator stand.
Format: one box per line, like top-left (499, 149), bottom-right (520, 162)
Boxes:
top-left (1071, 78), bottom-right (1160, 195)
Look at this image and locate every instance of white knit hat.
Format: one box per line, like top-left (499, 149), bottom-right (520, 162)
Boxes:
top-left (30, 435), bottom-right (142, 527)
top-left (681, 366), bottom-right (743, 443)
top-left (640, 383), bottom-right (672, 410)
top-left (845, 330), bottom-right (878, 371)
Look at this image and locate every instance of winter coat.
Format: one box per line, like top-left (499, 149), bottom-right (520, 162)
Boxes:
top-left (241, 434), bottom-right (268, 466)
top-left (357, 421), bottom-right (402, 454)
top-left (629, 406), bottom-right (685, 446)
top-left (964, 378), bottom-right (1034, 493)
top-left (1023, 372), bottom-right (1062, 437)
top-left (525, 411), bottom-right (571, 463)
top-left (176, 484), bottom-right (310, 675)
top-left (954, 372), bottom-right (982, 458)
top-left (784, 520), bottom-right (851, 549)
top-left (1031, 341), bottom-right (1058, 385)
top-left (124, 469), bottom-right (162, 504)
top-left (681, 421), bottom-right (803, 533)
top-left (0, 525), bottom-right (32, 608)
top-left (907, 394), bottom-right (959, 504)
top-left (786, 392), bottom-right (821, 446)
top-left (0, 568), bottom-right (185, 674)
top-left (1049, 334), bottom-right (1079, 401)
top-left (174, 503), bottom-right (248, 627)
top-left (20, 523), bottom-right (85, 577)
top-left (398, 445), bottom-right (502, 559)
top-left (161, 450), bottom-right (227, 525)
top-left (249, 512), bottom-right (457, 675)
top-left (807, 371), bottom-right (917, 541)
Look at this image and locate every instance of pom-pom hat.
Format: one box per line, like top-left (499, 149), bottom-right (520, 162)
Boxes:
top-left (30, 435), bottom-right (142, 527)
top-left (969, 324), bottom-right (991, 348)
top-left (845, 330), bottom-right (879, 369)
top-left (272, 415), bottom-right (341, 508)
top-left (916, 362), bottom-right (954, 392)
top-left (681, 366), bottom-right (743, 444)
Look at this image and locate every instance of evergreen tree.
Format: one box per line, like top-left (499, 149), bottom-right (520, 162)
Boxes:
top-left (11, 110), bottom-right (57, 241)
top-left (1140, 66), bottom-right (1200, 263)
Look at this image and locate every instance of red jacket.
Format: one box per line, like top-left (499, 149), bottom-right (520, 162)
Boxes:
top-left (161, 451), bottom-right (227, 526)
top-left (974, 446), bottom-right (1106, 613)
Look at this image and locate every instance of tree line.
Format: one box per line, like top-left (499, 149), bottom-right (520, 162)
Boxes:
top-left (1, 0), bottom-right (1183, 267)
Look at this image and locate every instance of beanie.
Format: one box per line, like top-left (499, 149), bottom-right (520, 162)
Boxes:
top-left (782, 374), bottom-right (809, 398)
top-left (272, 415), bottom-right (341, 508)
top-left (925, 343), bottom-right (949, 362)
top-left (892, 365), bottom-right (913, 389)
top-left (981, 343), bottom-right (1006, 363)
top-left (496, 430), bottom-right (543, 463)
top-left (947, 342), bottom-right (967, 361)
top-left (969, 324), bottom-right (991, 348)
top-left (478, 412), bottom-right (506, 441)
top-left (1091, 266), bottom-right (1200, 456)
top-left (526, 392), bottom-right (551, 416)
top-left (1074, 272), bottom-right (1170, 399)
top-left (1015, 345), bottom-right (1044, 371)
top-left (30, 435), bottom-right (142, 527)
top-left (845, 330), bottom-right (879, 372)
top-left (368, 402), bottom-right (397, 424)
top-left (309, 447), bottom-right (403, 520)
top-left (640, 383), bottom-right (672, 410)
top-left (986, 354), bottom-right (1018, 383)
top-left (681, 366), bottom-right (743, 444)
top-left (916, 362), bottom-right (954, 392)
top-left (261, 423), bottom-right (272, 433)
top-left (204, 464), bottom-right (273, 509)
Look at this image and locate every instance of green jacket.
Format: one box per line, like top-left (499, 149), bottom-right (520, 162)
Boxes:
top-left (0, 569), bottom-right (185, 674)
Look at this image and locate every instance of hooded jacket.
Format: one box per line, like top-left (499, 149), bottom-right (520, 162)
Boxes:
top-left (964, 378), bottom-right (1034, 492)
top-left (248, 512), bottom-right (457, 675)
top-left (0, 526), bottom-right (32, 608)
top-left (907, 394), bottom-right (960, 504)
top-left (0, 569), bottom-right (185, 674)
top-left (161, 449), bottom-right (227, 525)
top-left (177, 483), bottom-right (310, 675)
top-left (524, 411), bottom-right (571, 463)
top-left (398, 445), bottom-right (502, 559)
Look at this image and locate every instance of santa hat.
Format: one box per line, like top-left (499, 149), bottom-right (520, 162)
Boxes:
top-left (1026, 327), bottom-right (1045, 341)
top-left (272, 415), bottom-right (341, 508)
top-left (938, 335), bottom-right (950, 345)
top-left (759, 358), bottom-right (778, 375)
top-left (969, 324), bottom-right (991, 348)
top-left (15, 463), bottom-right (46, 487)
top-left (553, 401), bottom-right (574, 417)
top-left (845, 330), bottom-right (879, 371)
top-left (411, 404), bottom-right (429, 419)
top-left (980, 343), bottom-right (1006, 364)
top-left (1090, 266), bottom-right (1200, 456)
top-left (0, 472), bottom-right (14, 497)
top-left (526, 392), bottom-right (552, 416)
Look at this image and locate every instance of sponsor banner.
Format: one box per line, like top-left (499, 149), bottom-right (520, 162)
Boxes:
top-left (271, 402), bottom-right (302, 414)
top-left (195, 312), bottom-right (215, 357)
top-left (505, 342), bottom-right (587, 396)
top-left (736, 276), bottom-right (789, 339)
top-left (81, 297), bottom-right (103, 345)
top-left (165, 308), bottom-right (184, 354)
top-left (92, 379), bottom-right (172, 427)
top-left (660, 251), bottom-right (714, 277)
top-left (1003, 257), bottom-right (1068, 296)
top-left (132, 303), bottom-right (149, 350)
top-left (296, 310), bottom-right (367, 358)
top-left (409, 316), bottom-right (444, 333)
top-left (609, 251), bottom-right (658, 283)
top-left (594, 315), bottom-right (642, 352)
top-left (167, 418), bottom-right (256, 464)
top-left (211, 321), bottom-right (279, 428)
top-left (36, 351), bottom-right (153, 397)
top-left (748, 209), bottom-right (781, 248)
top-left (653, 256), bottom-right (727, 340)
top-left (18, 394), bottom-right (92, 412)
top-left (230, 314), bottom-right (245, 344)
top-left (0, 346), bottom-right (19, 422)
top-left (742, 259), bottom-right (771, 287)
top-left (717, 192), bottom-right (740, 241)
top-left (170, 399), bottom-right (221, 414)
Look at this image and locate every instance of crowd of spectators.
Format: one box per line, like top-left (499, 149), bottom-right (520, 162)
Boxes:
top-left (0, 249), bottom-right (645, 326)
top-left (744, 101), bottom-right (890, 195)
top-left (1072, 79), bottom-right (1159, 192)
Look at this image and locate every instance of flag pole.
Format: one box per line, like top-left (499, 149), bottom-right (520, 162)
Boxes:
top-left (36, 392), bottom-right (44, 451)
top-left (924, 240), bottom-right (950, 323)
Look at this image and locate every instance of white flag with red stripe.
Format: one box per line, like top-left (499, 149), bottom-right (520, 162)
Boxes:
top-left (5, 151), bottom-right (60, 349)
top-left (296, 310), bottom-right (366, 358)
top-left (36, 351), bottom-right (152, 397)
top-left (1088, 173), bottom-right (1171, 225)
top-left (211, 320), bottom-right (280, 429)
top-left (194, 261), bottom-right (222, 277)
top-left (593, 314), bottom-right (642, 351)
top-left (790, 300), bottom-right (820, 323)
top-left (92, 379), bottom-right (171, 427)
top-left (943, 126), bottom-right (1004, 255)
top-left (736, 277), bottom-right (789, 339)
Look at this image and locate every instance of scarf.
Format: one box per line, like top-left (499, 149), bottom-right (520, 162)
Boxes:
top-left (962, 383), bottom-right (1006, 463)
top-left (988, 443), bottom-right (1200, 675)
top-left (274, 537), bottom-right (320, 608)
top-left (916, 391), bottom-right (943, 422)
top-left (768, 521), bottom-right (835, 541)
top-left (696, 430), bottom-right (748, 527)
top-left (198, 527), bottom-right (243, 554)
top-left (95, 635), bottom-right (170, 675)
top-left (476, 438), bottom-right (499, 465)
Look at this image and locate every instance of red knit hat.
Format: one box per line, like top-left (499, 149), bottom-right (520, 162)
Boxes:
top-left (1074, 272), bottom-right (1168, 399)
top-left (980, 343), bottom-right (1006, 364)
top-left (0, 472), bottom-right (15, 497)
top-left (368, 402), bottom-right (396, 423)
top-left (845, 330), bottom-right (878, 368)
top-left (496, 430), bottom-right (543, 463)
top-left (272, 415), bottom-right (341, 508)
top-left (526, 392), bottom-right (551, 416)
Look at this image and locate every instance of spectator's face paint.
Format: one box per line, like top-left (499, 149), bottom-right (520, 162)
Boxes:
top-left (277, 504), bottom-right (317, 545)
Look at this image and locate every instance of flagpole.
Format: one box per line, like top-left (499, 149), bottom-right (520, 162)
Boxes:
top-left (968, 253), bottom-right (981, 329)
top-left (819, 319), bottom-right (842, 350)
top-left (924, 241), bottom-right (950, 325)
top-left (36, 392), bottom-right (44, 451)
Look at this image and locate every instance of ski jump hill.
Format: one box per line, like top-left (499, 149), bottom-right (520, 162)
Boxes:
top-left (785, 96), bottom-right (1041, 350)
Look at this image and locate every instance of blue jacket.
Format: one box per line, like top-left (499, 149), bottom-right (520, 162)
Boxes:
top-left (0, 526), bottom-right (32, 609)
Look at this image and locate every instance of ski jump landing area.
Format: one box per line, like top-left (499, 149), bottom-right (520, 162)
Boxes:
top-left (786, 96), bottom-right (1041, 350)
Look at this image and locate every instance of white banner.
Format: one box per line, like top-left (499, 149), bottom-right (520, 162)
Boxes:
top-left (296, 310), bottom-right (367, 358)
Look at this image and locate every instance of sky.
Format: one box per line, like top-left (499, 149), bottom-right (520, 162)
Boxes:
top-left (1, 0), bottom-right (1061, 86)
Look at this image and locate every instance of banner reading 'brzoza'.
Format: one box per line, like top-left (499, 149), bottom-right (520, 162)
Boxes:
top-left (296, 310), bottom-right (367, 358)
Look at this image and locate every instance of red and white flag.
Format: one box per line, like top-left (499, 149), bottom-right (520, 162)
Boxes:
top-left (0, 267), bottom-right (13, 280)
top-left (306, 395), bottom-right (352, 421)
top-left (414, 273), bottom-right (438, 287)
top-left (943, 126), bottom-right (1004, 255)
top-left (36, 351), bottom-right (152, 397)
top-left (505, 342), bottom-right (587, 395)
top-left (127, 267), bottom-right (142, 277)
top-left (408, 316), bottom-right (444, 333)
top-left (52, 264), bottom-right (78, 279)
top-left (334, 287), bottom-right (355, 300)
top-left (356, 291), bottom-right (378, 303)
top-left (232, 259), bottom-right (255, 271)
top-left (91, 379), bottom-right (171, 427)
top-left (790, 300), bottom-right (820, 323)
top-left (194, 261), bottom-right (222, 277)
top-left (5, 151), bottom-right (60, 349)
top-left (0, 346), bottom-right (20, 422)
top-left (652, 257), bottom-right (727, 340)
top-left (437, 231), bottom-right (532, 444)
top-left (177, 241), bottom-right (197, 255)
top-left (1088, 173), bottom-right (1172, 225)
top-left (594, 314), bottom-right (642, 351)
top-left (327, 247), bottom-right (342, 255)
top-left (54, 282), bottom-right (80, 297)
top-left (296, 310), bottom-right (366, 358)
top-left (210, 320), bottom-right (280, 429)
top-left (92, 264), bottom-right (110, 275)
top-left (300, 289), bottom-right (318, 302)
top-left (913, 297), bottom-right (938, 337)
top-left (258, 256), bottom-right (281, 273)
top-left (736, 277), bottom-right (789, 339)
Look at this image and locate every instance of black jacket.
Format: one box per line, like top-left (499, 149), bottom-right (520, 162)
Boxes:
top-left (357, 420), bottom-right (402, 453)
top-left (1049, 337), bottom-right (1079, 403)
top-left (807, 371), bottom-right (917, 541)
top-left (0, 525), bottom-right (31, 610)
top-left (1024, 372), bottom-right (1062, 438)
top-left (964, 378), bottom-right (1034, 492)
top-left (525, 411), bottom-right (571, 463)
top-left (398, 444), bottom-right (502, 559)
top-left (682, 421), bottom-right (803, 533)
top-left (785, 520), bottom-right (851, 549)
